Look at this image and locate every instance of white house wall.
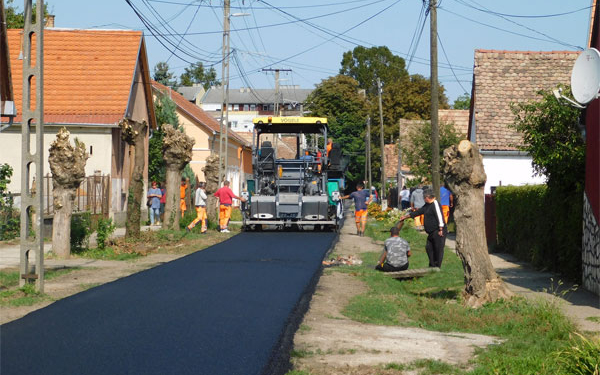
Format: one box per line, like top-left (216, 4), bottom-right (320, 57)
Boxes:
top-left (482, 154), bottom-right (546, 194)
top-left (0, 126), bottom-right (113, 202)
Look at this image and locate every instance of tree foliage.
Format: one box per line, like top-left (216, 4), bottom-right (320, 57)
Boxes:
top-left (5, 0), bottom-right (49, 29)
top-left (338, 46), bottom-right (449, 189)
top-left (453, 93), bottom-right (471, 110)
top-left (305, 75), bottom-right (367, 184)
top-left (403, 120), bottom-right (462, 183)
top-left (149, 94), bottom-right (181, 184)
top-left (153, 62), bottom-right (177, 87)
top-left (179, 62), bottom-right (220, 90)
top-left (510, 86), bottom-right (585, 192)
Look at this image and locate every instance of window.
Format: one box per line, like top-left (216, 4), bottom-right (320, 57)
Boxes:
top-left (233, 104), bottom-right (239, 111)
top-left (263, 105), bottom-right (269, 111)
top-left (250, 104), bottom-right (256, 111)
top-left (243, 104), bottom-right (249, 111)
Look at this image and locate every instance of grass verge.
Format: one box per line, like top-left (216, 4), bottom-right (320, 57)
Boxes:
top-left (0, 267), bottom-right (79, 307)
top-left (332, 218), bottom-right (598, 375)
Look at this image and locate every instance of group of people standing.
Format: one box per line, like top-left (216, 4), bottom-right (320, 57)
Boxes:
top-left (147, 179), bottom-right (246, 233)
top-left (343, 182), bottom-right (452, 273)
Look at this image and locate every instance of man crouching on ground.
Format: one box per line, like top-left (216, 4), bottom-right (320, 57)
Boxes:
top-left (376, 223), bottom-right (411, 272)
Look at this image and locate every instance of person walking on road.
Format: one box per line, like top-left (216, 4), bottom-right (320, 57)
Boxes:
top-left (180, 178), bottom-right (188, 218)
top-left (410, 185), bottom-right (425, 230)
top-left (439, 184), bottom-right (453, 224)
top-left (400, 185), bottom-right (411, 210)
top-left (187, 182), bottom-right (208, 233)
top-left (214, 180), bottom-right (245, 233)
top-left (340, 182), bottom-right (372, 237)
top-left (398, 188), bottom-right (447, 268)
top-left (376, 223), bottom-right (411, 272)
top-left (147, 181), bottom-right (162, 226)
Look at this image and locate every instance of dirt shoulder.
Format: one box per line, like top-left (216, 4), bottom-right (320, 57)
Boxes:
top-left (291, 220), bottom-right (499, 375)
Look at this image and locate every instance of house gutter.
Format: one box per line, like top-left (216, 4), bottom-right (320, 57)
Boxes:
top-left (480, 150), bottom-right (529, 156)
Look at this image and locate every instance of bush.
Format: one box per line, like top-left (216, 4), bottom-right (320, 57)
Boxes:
top-left (495, 185), bottom-right (582, 281)
top-left (0, 164), bottom-right (19, 241)
top-left (95, 218), bottom-right (116, 250)
top-left (71, 212), bottom-right (92, 253)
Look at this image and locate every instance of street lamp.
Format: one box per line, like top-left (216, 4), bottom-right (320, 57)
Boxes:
top-left (218, 3), bottom-right (250, 188)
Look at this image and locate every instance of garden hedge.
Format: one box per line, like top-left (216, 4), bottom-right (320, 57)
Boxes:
top-left (495, 185), bottom-right (583, 281)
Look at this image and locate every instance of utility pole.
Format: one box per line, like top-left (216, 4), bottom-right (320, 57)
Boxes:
top-left (377, 77), bottom-right (385, 203)
top-left (366, 116), bottom-right (372, 195)
top-left (397, 119), bottom-right (402, 203)
top-left (430, 0), bottom-right (440, 198)
top-left (262, 68), bottom-right (291, 116)
top-left (20, 0), bottom-right (44, 292)
top-left (218, 0), bottom-right (231, 188)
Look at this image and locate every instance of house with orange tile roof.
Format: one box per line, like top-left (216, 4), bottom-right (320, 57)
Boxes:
top-left (0, 1), bottom-right (15, 121)
top-left (468, 49), bottom-right (579, 193)
top-left (151, 81), bottom-right (252, 196)
top-left (0, 28), bottom-right (156, 222)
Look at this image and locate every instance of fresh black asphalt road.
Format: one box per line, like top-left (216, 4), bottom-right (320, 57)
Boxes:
top-left (1, 231), bottom-right (337, 375)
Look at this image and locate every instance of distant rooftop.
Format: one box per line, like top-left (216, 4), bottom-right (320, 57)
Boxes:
top-left (202, 86), bottom-right (313, 105)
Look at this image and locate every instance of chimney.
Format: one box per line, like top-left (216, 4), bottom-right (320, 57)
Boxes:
top-left (45, 14), bottom-right (55, 28)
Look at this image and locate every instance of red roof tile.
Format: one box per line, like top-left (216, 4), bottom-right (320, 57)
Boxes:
top-left (4, 28), bottom-right (144, 124)
top-left (471, 49), bottom-right (578, 151)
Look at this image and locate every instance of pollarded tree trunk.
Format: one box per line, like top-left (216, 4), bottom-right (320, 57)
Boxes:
top-left (119, 119), bottom-right (148, 238)
top-left (48, 127), bottom-right (89, 258)
top-left (443, 140), bottom-right (512, 308)
top-left (202, 154), bottom-right (222, 224)
top-left (162, 124), bottom-right (194, 230)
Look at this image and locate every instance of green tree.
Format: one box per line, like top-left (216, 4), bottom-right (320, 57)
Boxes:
top-left (153, 62), bottom-right (177, 87)
top-left (305, 75), bottom-right (368, 184)
top-left (179, 62), bottom-right (220, 90)
top-left (340, 46), bottom-right (409, 97)
top-left (453, 93), bottom-right (471, 110)
top-left (5, 0), bottom-right (49, 29)
top-left (149, 94), bottom-right (181, 184)
top-left (511, 86), bottom-right (585, 192)
top-left (403, 119), bottom-right (462, 183)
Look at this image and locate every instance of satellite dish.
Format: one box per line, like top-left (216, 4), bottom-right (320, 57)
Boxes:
top-left (571, 48), bottom-right (600, 105)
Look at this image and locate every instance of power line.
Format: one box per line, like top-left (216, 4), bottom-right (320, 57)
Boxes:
top-left (146, 0), bottom-right (375, 10)
top-left (406, 2), bottom-right (428, 71)
top-left (453, 2), bottom-right (592, 19)
top-left (437, 33), bottom-right (468, 94)
top-left (439, 7), bottom-right (580, 49)
top-left (454, 0), bottom-right (583, 50)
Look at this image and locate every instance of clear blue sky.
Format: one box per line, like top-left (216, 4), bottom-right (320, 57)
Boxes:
top-left (40, 0), bottom-right (592, 103)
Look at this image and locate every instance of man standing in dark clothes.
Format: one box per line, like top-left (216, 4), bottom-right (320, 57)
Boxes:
top-left (398, 188), bottom-right (447, 268)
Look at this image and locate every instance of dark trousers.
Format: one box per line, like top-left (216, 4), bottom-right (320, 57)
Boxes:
top-left (426, 229), bottom-right (447, 267)
top-left (376, 262), bottom-right (409, 272)
top-left (401, 200), bottom-right (410, 210)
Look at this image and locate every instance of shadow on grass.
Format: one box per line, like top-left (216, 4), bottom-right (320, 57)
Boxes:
top-left (412, 288), bottom-right (460, 300)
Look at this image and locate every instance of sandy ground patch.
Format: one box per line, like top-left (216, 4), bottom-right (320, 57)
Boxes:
top-left (292, 219), bottom-right (500, 374)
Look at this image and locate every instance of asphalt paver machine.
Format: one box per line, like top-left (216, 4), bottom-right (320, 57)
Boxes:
top-left (242, 117), bottom-right (347, 231)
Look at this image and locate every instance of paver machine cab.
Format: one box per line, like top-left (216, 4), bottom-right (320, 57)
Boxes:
top-left (242, 117), bottom-right (347, 231)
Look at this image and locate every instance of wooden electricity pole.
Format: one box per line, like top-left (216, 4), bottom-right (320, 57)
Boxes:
top-left (430, 0), bottom-right (440, 198)
top-left (366, 116), bottom-right (372, 193)
top-left (377, 78), bottom-right (385, 202)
